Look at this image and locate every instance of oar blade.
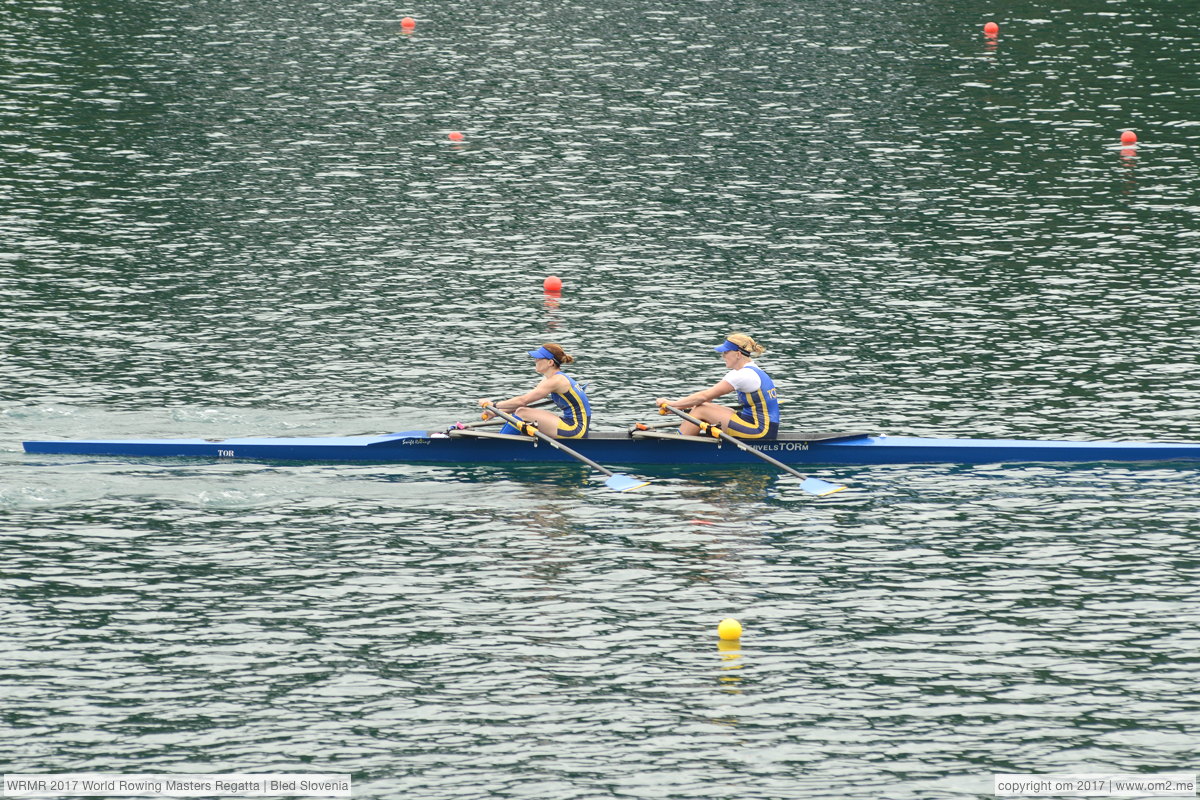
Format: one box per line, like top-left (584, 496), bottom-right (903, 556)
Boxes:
top-left (604, 473), bottom-right (650, 492)
top-left (800, 476), bottom-right (846, 497)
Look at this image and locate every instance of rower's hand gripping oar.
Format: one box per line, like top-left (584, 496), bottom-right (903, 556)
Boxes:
top-left (481, 402), bottom-right (649, 493)
top-left (658, 404), bottom-right (847, 497)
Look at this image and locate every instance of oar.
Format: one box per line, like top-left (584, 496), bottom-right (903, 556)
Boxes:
top-left (631, 419), bottom-right (682, 432)
top-left (449, 391), bottom-right (583, 431)
top-left (658, 405), bottom-right (846, 497)
top-left (630, 399), bottom-right (790, 434)
top-left (482, 403), bottom-right (649, 493)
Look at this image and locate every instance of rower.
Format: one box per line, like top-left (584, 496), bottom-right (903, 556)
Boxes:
top-left (479, 343), bottom-right (591, 439)
top-left (654, 332), bottom-right (780, 440)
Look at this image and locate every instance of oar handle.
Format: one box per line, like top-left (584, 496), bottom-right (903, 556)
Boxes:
top-left (633, 419), bottom-right (684, 432)
top-left (478, 402), bottom-right (537, 435)
top-left (481, 403), bottom-right (616, 478)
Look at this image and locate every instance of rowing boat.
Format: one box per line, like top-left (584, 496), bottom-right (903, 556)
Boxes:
top-left (21, 429), bottom-right (1200, 466)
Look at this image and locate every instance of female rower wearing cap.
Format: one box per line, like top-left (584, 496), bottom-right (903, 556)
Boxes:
top-left (478, 343), bottom-right (591, 439)
top-left (654, 332), bottom-right (780, 439)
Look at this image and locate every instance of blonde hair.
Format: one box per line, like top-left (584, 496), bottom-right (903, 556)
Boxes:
top-left (726, 332), bottom-right (765, 357)
top-left (541, 343), bottom-right (574, 366)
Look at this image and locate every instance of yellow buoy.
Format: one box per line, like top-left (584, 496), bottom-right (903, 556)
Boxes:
top-left (717, 617), bottom-right (742, 641)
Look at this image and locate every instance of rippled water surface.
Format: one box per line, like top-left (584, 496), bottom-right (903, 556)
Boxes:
top-left (3, 1), bottom-right (1198, 797)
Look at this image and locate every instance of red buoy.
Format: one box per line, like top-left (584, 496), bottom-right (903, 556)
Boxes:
top-left (1120, 130), bottom-right (1137, 145)
top-left (983, 21), bottom-right (999, 36)
top-left (400, 17), bottom-right (416, 30)
top-left (543, 275), bottom-right (563, 292)
top-left (448, 131), bottom-right (464, 142)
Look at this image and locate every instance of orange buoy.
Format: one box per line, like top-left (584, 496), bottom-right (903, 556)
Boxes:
top-left (448, 131), bottom-right (464, 142)
top-left (400, 16), bottom-right (416, 30)
top-left (983, 21), bottom-right (999, 35)
top-left (543, 275), bottom-right (563, 292)
top-left (1120, 130), bottom-right (1137, 145)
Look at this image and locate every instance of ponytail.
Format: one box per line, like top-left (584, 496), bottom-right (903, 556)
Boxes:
top-left (725, 332), bottom-right (765, 357)
top-left (541, 343), bottom-right (574, 366)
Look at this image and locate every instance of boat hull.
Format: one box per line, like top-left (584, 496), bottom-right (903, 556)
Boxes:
top-left (21, 431), bottom-right (1200, 467)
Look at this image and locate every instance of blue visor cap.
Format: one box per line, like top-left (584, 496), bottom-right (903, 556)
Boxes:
top-left (527, 346), bottom-right (557, 360)
top-left (713, 340), bottom-right (742, 353)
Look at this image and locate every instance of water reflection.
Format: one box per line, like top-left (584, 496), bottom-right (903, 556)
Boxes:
top-left (716, 637), bottom-right (744, 692)
top-left (542, 290), bottom-right (562, 332)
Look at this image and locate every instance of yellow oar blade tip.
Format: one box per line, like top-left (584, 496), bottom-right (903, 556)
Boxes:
top-left (800, 477), bottom-right (848, 497)
top-left (605, 475), bottom-right (650, 492)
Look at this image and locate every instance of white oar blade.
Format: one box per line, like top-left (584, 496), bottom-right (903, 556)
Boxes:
top-left (605, 474), bottom-right (650, 492)
top-left (800, 477), bottom-right (846, 497)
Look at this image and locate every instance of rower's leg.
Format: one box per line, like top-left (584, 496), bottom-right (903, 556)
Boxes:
top-left (515, 407), bottom-right (566, 438)
top-left (682, 402), bottom-right (735, 436)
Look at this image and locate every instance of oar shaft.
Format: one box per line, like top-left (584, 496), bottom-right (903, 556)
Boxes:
top-left (537, 437), bottom-right (614, 477)
top-left (482, 404), bottom-right (616, 478)
top-left (663, 406), bottom-right (810, 480)
top-left (659, 406), bottom-right (850, 500)
top-left (660, 405), bottom-right (844, 496)
top-left (723, 437), bottom-right (797, 474)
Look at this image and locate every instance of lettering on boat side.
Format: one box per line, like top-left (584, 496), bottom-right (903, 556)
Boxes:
top-left (218, 449), bottom-right (235, 458)
top-left (755, 442), bottom-right (810, 452)
top-left (403, 439), bottom-right (431, 445)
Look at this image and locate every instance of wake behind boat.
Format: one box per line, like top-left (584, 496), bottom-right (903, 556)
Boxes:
top-left (21, 428), bottom-right (1200, 467)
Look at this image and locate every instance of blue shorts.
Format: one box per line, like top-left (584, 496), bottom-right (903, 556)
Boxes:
top-left (501, 415), bottom-right (588, 439)
top-left (725, 412), bottom-right (778, 440)
top-left (556, 416), bottom-right (588, 439)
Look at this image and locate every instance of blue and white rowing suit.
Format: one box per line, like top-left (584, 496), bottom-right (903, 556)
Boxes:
top-left (723, 363), bottom-right (779, 439)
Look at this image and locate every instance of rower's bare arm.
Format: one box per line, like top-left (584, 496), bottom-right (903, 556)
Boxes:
top-left (497, 376), bottom-right (560, 410)
top-left (528, 377), bottom-right (566, 406)
top-left (479, 396), bottom-right (525, 413)
top-left (659, 380), bottom-right (735, 409)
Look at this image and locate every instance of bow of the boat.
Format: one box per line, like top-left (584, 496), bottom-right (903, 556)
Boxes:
top-left (23, 431), bottom-right (435, 459)
top-left (818, 435), bottom-right (1200, 464)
